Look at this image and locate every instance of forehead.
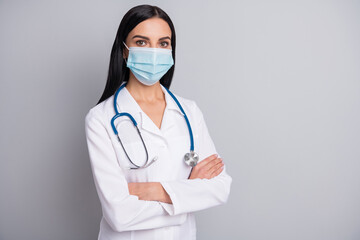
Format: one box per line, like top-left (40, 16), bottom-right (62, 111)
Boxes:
top-left (128, 17), bottom-right (171, 39)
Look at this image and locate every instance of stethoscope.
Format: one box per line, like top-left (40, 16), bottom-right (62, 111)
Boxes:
top-left (110, 83), bottom-right (199, 170)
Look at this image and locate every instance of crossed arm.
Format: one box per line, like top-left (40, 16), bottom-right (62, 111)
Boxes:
top-left (85, 103), bottom-right (232, 232)
top-left (128, 154), bottom-right (225, 204)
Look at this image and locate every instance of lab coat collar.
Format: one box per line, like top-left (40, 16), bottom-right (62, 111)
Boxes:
top-left (115, 82), bottom-right (183, 136)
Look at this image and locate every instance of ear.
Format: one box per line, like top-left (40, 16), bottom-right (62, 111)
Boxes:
top-left (123, 48), bottom-right (128, 60)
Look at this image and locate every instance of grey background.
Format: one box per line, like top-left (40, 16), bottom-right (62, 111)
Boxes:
top-left (1, 0), bottom-right (359, 239)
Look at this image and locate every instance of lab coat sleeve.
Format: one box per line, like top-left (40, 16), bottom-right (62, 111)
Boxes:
top-left (159, 102), bottom-right (232, 216)
top-left (85, 108), bottom-right (187, 232)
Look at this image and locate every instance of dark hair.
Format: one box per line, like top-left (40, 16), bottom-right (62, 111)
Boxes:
top-left (97, 5), bottom-right (176, 104)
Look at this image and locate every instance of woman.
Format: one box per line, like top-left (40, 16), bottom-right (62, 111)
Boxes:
top-left (85, 4), bottom-right (232, 240)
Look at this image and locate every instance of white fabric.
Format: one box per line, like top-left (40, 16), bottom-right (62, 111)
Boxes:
top-left (85, 83), bottom-right (232, 240)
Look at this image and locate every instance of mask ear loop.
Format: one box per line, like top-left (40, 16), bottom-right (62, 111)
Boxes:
top-left (123, 41), bottom-right (129, 64)
top-left (123, 41), bottom-right (129, 50)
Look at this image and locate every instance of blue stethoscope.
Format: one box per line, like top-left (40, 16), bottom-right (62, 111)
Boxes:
top-left (110, 83), bottom-right (199, 170)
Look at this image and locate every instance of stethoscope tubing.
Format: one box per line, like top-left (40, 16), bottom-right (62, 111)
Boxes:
top-left (110, 82), bottom-right (196, 169)
top-left (162, 87), bottom-right (195, 152)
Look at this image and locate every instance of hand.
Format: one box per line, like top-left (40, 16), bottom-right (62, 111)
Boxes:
top-left (188, 154), bottom-right (224, 180)
top-left (128, 182), bottom-right (172, 204)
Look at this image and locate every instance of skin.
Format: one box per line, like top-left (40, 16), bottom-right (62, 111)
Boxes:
top-left (124, 17), bottom-right (225, 204)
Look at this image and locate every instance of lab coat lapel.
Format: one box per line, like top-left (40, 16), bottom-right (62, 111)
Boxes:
top-left (159, 84), bottom-right (185, 132)
top-left (139, 112), bottom-right (163, 137)
top-left (115, 83), bottom-right (184, 137)
top-left (116, 83), bottom-right (163, 137)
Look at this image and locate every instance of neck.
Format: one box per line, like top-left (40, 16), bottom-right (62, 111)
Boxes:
top-left (125, 75), bottom-right (164, 103)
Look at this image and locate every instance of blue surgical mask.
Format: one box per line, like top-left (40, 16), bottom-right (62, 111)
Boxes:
top-left (123, 42), bottom-right (174, 86)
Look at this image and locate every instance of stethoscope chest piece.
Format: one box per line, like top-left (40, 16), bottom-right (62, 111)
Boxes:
top-left (184, 151), bottom-right (199, 167)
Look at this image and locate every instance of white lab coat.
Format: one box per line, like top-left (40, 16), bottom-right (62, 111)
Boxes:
top-left (85, 83), bottom-right (232, 240)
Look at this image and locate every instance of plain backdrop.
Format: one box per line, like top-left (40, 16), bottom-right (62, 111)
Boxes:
top-left (1, 0), bottom-right (359, 239)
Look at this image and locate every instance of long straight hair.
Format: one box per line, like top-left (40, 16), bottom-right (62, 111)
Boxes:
top-left (97, 5), bottom-right (176, 105)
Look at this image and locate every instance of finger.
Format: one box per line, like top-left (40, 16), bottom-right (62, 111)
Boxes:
top-left (196, 154), bottom-right (218, 167)
top-left (208, 159), bottom-right (223, 172)
top-left (210, 164), bottom-right (224, 178)
top-left (204, 157), bottom-right (223, 171)
top-left (208, 160), bottom-right (224, 176)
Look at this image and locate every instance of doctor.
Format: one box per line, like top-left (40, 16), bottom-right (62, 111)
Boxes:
top-left (85, 4), bottom-right (232, 240)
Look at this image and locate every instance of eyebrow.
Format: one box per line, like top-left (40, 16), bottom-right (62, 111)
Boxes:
top-left (159, 36), bottom-right (171, 41)
top-left (132, 35), bottom-right (171, 41)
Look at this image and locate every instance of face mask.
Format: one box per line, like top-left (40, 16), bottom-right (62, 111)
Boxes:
top-left (123, 42), bottom-right (174, 86)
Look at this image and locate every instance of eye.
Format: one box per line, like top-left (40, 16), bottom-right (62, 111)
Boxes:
top-left (136, 40), bottom-right (147, 46)
top-left (159, 41), bottom-right (170, 48)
